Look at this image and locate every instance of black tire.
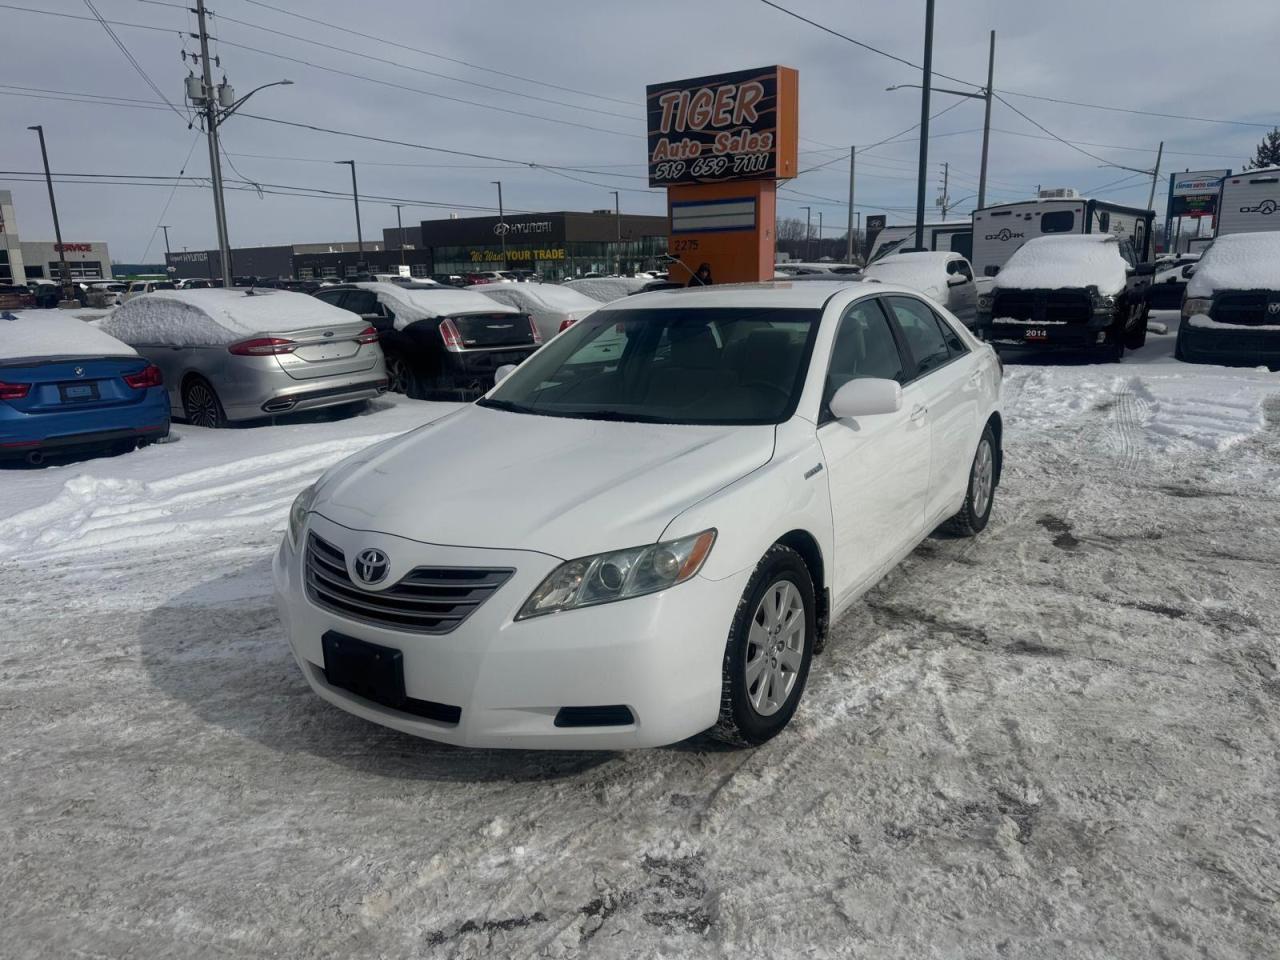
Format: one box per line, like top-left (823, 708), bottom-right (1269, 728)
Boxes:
top-left (182, 376), bottom-right (227, 428)
top-left (1104, 333), bottom-right (1125, 363)
top-left (709, 544), bottom-right (816, 747)
top-left (1124, 310), bottom-right (1148, 350)
top-left (942, 422), bottom-right (998, 537)
top-left (384, 352), bottom-right (419, 398)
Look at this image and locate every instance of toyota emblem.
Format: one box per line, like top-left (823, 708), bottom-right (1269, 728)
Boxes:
top-left (353, 548), bottom-right (390, 585)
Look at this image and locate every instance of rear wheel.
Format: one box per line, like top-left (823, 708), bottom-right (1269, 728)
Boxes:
top-left (182, 377), bottom-right (227, 428)
top-left (943, 423), bottom-right (998, 536)
top-left (710, 545), bottom-right (816, 747)
top-left (384, 352), bottom-right (417, 397)
top-left (1125, 309), bottom-right (1149, 349)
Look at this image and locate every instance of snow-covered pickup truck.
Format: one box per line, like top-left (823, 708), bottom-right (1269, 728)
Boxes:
top-left (974, 234), bottom-right (1154, 361)
top-left (1176, 232), bottom-right (1280, 370)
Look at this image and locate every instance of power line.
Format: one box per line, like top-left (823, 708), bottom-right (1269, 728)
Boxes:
top-left (237, 0), bottom-right (635, 107)
top-left (140, 131), bottom-right (203, 262)
top-left (79, 0), bottom-right (188, 122)
top-left (796, 99), bottom-right (969, 175)
top-left (993, 92), bottom-right (1152, 172)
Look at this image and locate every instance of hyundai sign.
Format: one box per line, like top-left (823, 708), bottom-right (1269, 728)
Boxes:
top-left (646, 66), bottom-right (798, 187)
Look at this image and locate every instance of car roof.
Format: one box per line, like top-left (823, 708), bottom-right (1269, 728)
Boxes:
top-left (597, 279), bottom-right (921, 311)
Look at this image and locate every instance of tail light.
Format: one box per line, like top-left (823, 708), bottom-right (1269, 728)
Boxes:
top-left (228, 337), bottom-right (299, 356)
top-left (528, 315), bottom-right (543, 344)
top-left (355, 325), bottom-right (379, 345)
top-left (0, 380), bottom-right (31, 400)
top-left (557, 318), bottom-right (575, 333)
top-left (123, 364), bottom-right (163, 389)
top-left (439, 318), bottom-right (464, 352)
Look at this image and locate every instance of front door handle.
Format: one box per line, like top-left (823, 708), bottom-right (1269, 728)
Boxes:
top-left (909, 404), bottom-right (928, 422)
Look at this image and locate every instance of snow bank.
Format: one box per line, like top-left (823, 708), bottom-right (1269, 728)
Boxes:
top-left (359, 282), bottom-right (518, 331)
top-left (563, 277), bottom-right (648, 302)
top-left (1185, 232), bottom-right (1280, 297)
top-left (862, 252), bottom-right (955, 300)
top-left (996, 235), bottom-right (1127, 295)
top-left (102, 289), bottom-right (359, 346)
top-left (0, 309), bottom-right (137, 362)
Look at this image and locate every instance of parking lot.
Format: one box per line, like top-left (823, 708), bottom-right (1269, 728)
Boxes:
top-left (2, 313), bottom-right (1277, 958)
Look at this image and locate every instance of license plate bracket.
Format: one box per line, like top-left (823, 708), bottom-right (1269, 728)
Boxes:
top-left (321, 631), bottom-right (405, 708)
top-left (58, 382), bottom-right (99, 402)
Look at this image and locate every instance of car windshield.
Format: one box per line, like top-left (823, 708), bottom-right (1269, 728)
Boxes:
top-left (480, 306), bottom-right (820, 425)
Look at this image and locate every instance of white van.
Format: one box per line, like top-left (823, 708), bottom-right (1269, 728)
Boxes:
top-left (972, 198), bottom-right (1154, 278)
top-left (1214, 168), bottom-right (1280, 237)
top-left (866, 220), bottom-right (972, 263)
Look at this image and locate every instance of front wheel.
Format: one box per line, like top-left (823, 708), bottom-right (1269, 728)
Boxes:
top-left (710, 544), bottom-right (816, 747)
top-left (943, 423), bottom-right (998, 536)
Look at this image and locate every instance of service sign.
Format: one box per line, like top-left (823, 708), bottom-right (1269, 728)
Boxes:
top-left (646, 66), bottom-right (798, 188)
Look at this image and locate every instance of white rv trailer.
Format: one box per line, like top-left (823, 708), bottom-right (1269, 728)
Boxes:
top-left (971, 197), bottom-right (1155, 277)
top-left (1214, 167), bottom-right (1280, 237)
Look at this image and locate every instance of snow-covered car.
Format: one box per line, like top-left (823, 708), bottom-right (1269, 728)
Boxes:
top-left (464, 271), bottom-right (512, 286)
top-left (1176, 232), bottom-right (1280, 369)
top-left (0, 310), bottom-right (169, 463)
top-left (862, 251), bottom-right (978, 325)
top-left (775, 262), bottom-right (862, 278)
top-left (101, 289), bottom-right (388, 427)
top-left (563, 276), bottom-right (649, 303)
top-left (120, 279), bottom-right (176, 304)
top-left (1146, 254), bottom-right (1201, 310)
top-left (975, 234), bottom-right (1154, 360)
top-left (274, 281), bottom-right (1004, 749)
top-left (474, 282), bottom-right (600, 340)
top-left (313, 282), bottom-right (541, 399)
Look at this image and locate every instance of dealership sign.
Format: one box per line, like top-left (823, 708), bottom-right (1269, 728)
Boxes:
top-left (1168, 168), bottom-right (1230, 219)
top-left (54, 243), bottom-right (93, 253)
top-left (646, 66), bottom-right (798, 187)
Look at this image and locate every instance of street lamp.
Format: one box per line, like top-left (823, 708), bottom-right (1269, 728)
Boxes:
top-left (886, 28), bottom-right (996, 211)
top-left (334, 161), bottom-right (363, 259)
top-left (491, 181), bottom-right (506, 267)
top-left (800, 205), bottom-right (811, 261)
top-left (27, 125), bottom-right (72, 304)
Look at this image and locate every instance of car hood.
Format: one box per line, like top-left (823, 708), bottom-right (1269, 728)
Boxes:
top-left (313, 404), bottom-right (776, 558)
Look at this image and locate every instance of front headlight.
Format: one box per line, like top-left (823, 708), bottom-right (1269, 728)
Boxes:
top-left (516, 529), bottom-right (716, 620)
top-left (1091, 293), bottom-right (1117, 313)
top-left (977, 293), bottom-right (993, 311)
top-left (287, 484), bottom-right (316, 549)
top-left (1182, 297), bottom-right (1212, 319)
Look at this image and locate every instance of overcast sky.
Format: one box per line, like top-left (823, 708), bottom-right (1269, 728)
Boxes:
top-left (3, 0), bottom-right (1277, 261)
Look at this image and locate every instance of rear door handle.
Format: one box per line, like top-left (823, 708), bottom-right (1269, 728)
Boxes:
top-left (909, 404), bottom-right (928, 422)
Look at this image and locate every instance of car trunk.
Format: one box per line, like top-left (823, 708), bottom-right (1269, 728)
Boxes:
top-left (1, 357), bottom-right (148, 415)
top-left (451, 311), bottom-right (537, 348)
top-left (273, 321), bottom-right (381, 381)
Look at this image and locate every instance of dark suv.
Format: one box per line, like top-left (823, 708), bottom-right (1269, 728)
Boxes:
top-left (975, 234), bottom-right (1154, 361)
top-left (314, 282), bottom-right (541, 399)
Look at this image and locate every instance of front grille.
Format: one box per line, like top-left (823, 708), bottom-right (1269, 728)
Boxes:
top-left (992, 290), bottom-right (1092, 324)
top-left (1211, 293), bottom-right (1280, 326)
top-left (305, 532), bottom-right (513, 634)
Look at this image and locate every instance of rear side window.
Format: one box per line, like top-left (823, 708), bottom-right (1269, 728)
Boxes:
top-left (1041, 210), bottom-right (1075, 233)
top-left (884, 296), bottom-right (952, 379)
top-left (824, 299), bottom-right (906, 413)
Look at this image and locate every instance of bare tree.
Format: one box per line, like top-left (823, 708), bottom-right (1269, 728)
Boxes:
top-left (775, 217), bottom-right (808, 242)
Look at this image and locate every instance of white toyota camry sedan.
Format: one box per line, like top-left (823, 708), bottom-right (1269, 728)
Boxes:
top-left (273, 281), bottom-right (1003, 749)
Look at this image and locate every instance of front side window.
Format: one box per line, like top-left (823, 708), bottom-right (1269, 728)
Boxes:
top-left (884, 296), bottom-right (952, 379)
top-left (824, 299), bottom-right (905, 416)
top-left (482, 307), bottom-right (821, 425)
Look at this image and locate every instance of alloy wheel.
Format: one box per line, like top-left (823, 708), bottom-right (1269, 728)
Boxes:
top-left (745, 579), bottom-right (806, 717)
top-left (385, 356), bottom-right (410, 395)
top-left (185, 382), bottom-right (220, 428)
top-left (971, 437), bottom-right (994, 517)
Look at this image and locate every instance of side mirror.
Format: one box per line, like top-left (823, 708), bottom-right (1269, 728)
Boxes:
top-left (947, 273), bottom-right (967, 287)
top-left (1134, 262), bottom-right (1156, 276)
top-left (494, 364), bottom-right (517, 385)
top-left (1182, 265), bottom-right (1196, 279)
top-left (829, 378), bottom-right (903, 419)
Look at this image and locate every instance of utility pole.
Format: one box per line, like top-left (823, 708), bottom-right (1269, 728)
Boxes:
top-left (801, 205), bottom-right (811, 261)
top-left (194, 0), bottom-right (231, 287)
top-left (611, 190), bottom-right (621, 241)
top-left (27, 125), bottom-right (72, 304)
top-left (817, 210), bottom-right (823, 259)
top-left (978, 30), bottom-right (995, 210)
top-left (335, 161), bottom-right (363, 258)
top-left (913, 0), bottom-right (936, 252)
top-left (1146, 141), bottom-right (1165, 213)
top-left (392, 204), bottom-right (405, 265)
top-left (846, 146), bottom-right (856, 264)
top-left (939, 162), bottom-right (950, 218)
top-left (491, 180), bottom-right (506, 267)
top-left (160, 225), bottom-right (172, 257)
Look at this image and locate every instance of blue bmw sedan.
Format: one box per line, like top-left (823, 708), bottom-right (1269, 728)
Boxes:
top-left (1, 311), bottom-right (170, 465)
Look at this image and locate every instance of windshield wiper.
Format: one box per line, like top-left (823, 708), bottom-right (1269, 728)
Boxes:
top-left (561, 408), bottom-right (669, 423)
top-left (476, 397), bottom-right (536, 415)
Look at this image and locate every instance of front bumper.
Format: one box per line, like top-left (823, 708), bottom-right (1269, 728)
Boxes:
top-left (1177, 321), bottom-right (1280, 368)
top-left (272, 514), bottom-right (749, 749)
top-left (976, 314), bottom-right (1116, 350)
top-left (0, 421), bottom-right (169, 458)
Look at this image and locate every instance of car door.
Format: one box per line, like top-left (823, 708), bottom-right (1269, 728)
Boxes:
top-left (818, 296), bottom-right (931, 603)
top-left (946, 259), bottom-right (978, 326)
top-left (882, 295), bottom-right (981, 524)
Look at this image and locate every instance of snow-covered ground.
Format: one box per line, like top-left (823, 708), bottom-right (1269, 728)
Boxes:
top-left (3, 314), bottom-right (1278, 958)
